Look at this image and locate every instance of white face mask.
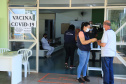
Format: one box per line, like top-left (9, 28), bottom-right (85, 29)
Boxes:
top-left (85, 28), bottom-right (90, 32)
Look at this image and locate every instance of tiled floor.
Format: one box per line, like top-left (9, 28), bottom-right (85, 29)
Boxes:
top-left (29, 49), bottom-right (126, 76)
top-left (1, 49), bottom-right (126, 84)
top-left (32, 49), bottom-right (102, 76)
top-left (0, 72), bottom-right (126, 84)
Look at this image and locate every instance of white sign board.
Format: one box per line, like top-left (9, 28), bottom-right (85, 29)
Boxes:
top-left (10, 14), bottom-right (36, 33)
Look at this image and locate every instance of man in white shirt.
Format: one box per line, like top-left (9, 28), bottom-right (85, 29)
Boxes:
top-left (41, 33), bottom-right (54, 58)
top-left (97, 20), bottom-right (116, 84)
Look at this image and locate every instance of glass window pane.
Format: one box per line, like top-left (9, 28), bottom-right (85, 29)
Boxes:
top-left (116, 27), bottom-right (126, 42)
top-left (113, 45), bottom-right (126, 75)
top-left (107, 8), bottom-right (126, 78)
top-left (72, 0), bottom-right (104, 7)
top-left (108, 8), bottom-right (126, 32)
top-left (10, 42), bottom-right (36, 71)
top-left (39, 0), bottom-right (69, 7)
top-left (9, 5), bottom-right (37, 7)
top-left (9, 0), bottom-right (37, 7)
top-left (9, 9), bottom-right (37, 40)
top-left (108, 0), bottom-right (126, 6)
top-left (117, 45), bottom-right (126, 62)
top-left (113, 57), bottom-right (126, 76)
top-left (9, 0), bottom-right (37, 5)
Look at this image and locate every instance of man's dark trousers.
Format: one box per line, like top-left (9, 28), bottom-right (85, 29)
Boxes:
top-left (101, 57), bottom-right (114, 84)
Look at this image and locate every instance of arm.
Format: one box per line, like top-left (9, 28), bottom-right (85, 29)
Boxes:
top-left (97, 40), bottom-right (106, 47)
top-left (97, 32), bottom-right (107, 47)
top-left (42, 38), bottom-right (48, 44)
top-left (75, 29), bottom-right (80, 41)
top-left (48, 39), bottom-right (52, 42)
top-left (79, 31), bottom-right (94, 45)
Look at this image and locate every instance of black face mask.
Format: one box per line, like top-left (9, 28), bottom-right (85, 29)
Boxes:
top-left (45, 36), bottom-right (47, 39)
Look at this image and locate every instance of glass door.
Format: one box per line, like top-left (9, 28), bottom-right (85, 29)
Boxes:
top-left (107, 8), bottom-right (126, 78)
top-left (8, 8), bottom-right (38, 72)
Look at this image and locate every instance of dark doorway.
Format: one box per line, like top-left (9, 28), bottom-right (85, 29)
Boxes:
top-left (45, 20), bottom-right (54, 40)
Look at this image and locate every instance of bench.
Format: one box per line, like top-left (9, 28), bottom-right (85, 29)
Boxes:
top-left (32, 41), bottom-right (64, 57)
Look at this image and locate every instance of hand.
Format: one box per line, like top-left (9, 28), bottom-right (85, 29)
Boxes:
top-left (48, 39), bottom-right (52, 42)
top-left (97, 40), bottom-right (101, 43)
top-left (91, 38), bottom-right (97, 42)
top-left (97, 40), bottom-right (101, 45)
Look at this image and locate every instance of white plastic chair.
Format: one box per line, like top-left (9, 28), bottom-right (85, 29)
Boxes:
top-left (18, 49), bottom-right (32, 78)
top-left (0, 48), bottom-right (11, 76)
top-left (0, 48), bottom-right (10, 53)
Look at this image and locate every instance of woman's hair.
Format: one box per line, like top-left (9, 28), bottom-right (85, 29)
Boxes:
top-left (81, 22), bottom-right (90, 30)
top-left (68, 24), bottom-right (75, 31)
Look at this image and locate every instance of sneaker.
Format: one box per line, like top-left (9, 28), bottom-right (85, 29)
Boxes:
top-left (65, 63), bottom-right (68, 68)
top-left (77, 78), bottom-right (85, 83)
top-left (83, 76), bottom-right (90, 82)
top-left (46, 55), bottom-right (51, 58)
top-left (69, 65), bottom-right (76, 69)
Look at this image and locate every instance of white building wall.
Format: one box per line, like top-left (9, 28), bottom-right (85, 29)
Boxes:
top-left (55, 9), bottom-right (92, 43)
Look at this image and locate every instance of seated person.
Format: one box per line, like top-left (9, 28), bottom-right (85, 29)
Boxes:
top-left (41, 33), bottom-right (54, 58)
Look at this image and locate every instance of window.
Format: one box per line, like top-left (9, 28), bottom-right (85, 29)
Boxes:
top-left (39, 0), bottom-right (69, 7)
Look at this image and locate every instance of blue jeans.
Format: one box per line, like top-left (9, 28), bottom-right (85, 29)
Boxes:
top-left (101, 57), bottom-right (114, 84)
top-left (77, 48), bottom-right (90, 79)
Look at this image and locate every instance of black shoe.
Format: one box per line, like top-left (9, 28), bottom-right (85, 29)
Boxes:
top-left (77, 78), bottom-right (85, 83)
top-left (83, 76), bottom-right (90, 82)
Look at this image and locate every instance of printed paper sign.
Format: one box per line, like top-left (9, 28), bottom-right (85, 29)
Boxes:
top-left (14, 27), bottom-right (24, 33)
top-left (10, 21), bottom-right (36, 28)
top-left (14, 27), bottom-right (31, 33)
top-left (10, 14), bottom-right (36, 33)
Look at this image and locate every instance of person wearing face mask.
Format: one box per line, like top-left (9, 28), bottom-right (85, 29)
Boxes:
top-left (88, 21), bottom-right (97, 37)
top-left (77, 22), bottom-right (97, 83)
top-left (97, 20), bottom-right (116, 84)
top-left (88, 21), bottom-right (97, 62)
top-left (41, 33), bottom-right (54, 58)
top-left (89, 21), bottom-right (93, 28)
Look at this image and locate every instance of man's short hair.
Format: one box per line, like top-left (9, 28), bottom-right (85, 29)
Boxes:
top-left (43, 33), bottom-right (47, 37)
top-left (103, 22), bottom-right (111, 26)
